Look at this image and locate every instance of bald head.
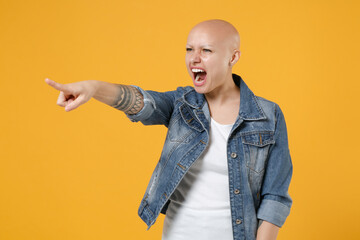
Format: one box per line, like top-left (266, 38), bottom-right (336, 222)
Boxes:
top-left (189, 19), bottom-right (240, 51)
top-left (185, 20), bottom-right (241, 94)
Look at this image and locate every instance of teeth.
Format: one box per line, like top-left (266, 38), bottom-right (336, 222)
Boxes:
top-left (195, 74), bottom-right (200, 81)
top-left (192, 68), bottom-right (204, 73)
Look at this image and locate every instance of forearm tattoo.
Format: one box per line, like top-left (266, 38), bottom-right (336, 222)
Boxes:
top-left (111, 85), bottom-right (144, 115)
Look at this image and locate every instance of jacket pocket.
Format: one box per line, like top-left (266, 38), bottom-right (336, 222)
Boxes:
top-left (241, 131), bottom-right (275, 173)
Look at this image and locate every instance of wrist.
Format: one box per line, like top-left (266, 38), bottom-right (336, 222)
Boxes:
top-left (86, 80), bottom-right (100, 97)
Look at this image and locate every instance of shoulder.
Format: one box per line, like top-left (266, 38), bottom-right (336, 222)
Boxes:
top-left (174, 86), bottom-right (195, 96)
top-left (171, 86), bottom-right (198, 102)
top-left (256, 95), bottom-right (278, 111)
top-left (255, 95), bottom-right (285, 122)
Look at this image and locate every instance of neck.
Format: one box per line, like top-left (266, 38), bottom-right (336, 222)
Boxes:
top-left (205, 73), bottom-right (240, 105)
top-left (204, 72), bottom-right (241, 125)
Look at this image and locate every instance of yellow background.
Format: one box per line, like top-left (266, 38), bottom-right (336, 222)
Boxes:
top-left (1, 0), bottom-right (359, 239)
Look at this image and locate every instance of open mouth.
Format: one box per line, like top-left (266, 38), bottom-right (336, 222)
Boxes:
top-left (192, 68), bottom-right (207, 84)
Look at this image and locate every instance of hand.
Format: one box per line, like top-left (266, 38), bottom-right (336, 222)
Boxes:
top-left (45, 78), bottom-right (98, 112)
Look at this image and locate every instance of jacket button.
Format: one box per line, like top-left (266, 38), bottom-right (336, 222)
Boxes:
top-left (231, 152), bottom-right (237, 158)
top-left (236, 219), bottom-right (242, 224)
top-left (234, 189), bottom-right (240, 194)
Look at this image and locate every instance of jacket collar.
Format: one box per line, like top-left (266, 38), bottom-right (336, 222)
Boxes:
top-left (182, 74), bottom-right (266, 121)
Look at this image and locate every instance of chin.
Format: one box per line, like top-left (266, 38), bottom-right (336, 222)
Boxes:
top-left (193, 86), bottom-right (209, 94)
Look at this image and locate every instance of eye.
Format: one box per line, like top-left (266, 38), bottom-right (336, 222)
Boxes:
top-left (203, 49), bottom-right (212, 53)
top-left (186, 48), bottom-right (192, 52)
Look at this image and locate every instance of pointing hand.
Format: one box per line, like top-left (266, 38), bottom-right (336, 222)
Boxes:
top-left (45, 78), bottom-right (97, 112)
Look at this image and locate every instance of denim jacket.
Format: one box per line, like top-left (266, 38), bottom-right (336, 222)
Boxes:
top-left (126, 74), bottom-right (292, 240)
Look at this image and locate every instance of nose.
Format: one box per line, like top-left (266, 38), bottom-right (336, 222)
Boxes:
top-left (190, 50), bottom-right (201, 64)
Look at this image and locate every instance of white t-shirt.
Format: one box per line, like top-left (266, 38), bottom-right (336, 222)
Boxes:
top-left (162, 118), bottom-right (234, 240)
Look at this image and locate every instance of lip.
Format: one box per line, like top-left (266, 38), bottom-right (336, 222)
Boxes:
top-left (193, 76), bottom-right (206, 87)
top-left (190, 66), bottom-right (206, 71)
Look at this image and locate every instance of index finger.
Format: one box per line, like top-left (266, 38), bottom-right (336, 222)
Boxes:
top-left (45, 78), bottom-right (68, 92)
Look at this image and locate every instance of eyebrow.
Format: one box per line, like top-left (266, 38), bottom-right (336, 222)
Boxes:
top-left (186, 44), bottom-right (214, 48)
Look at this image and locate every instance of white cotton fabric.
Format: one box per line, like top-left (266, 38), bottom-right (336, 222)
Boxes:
top-left (162, 118), bottom-right (234, 240)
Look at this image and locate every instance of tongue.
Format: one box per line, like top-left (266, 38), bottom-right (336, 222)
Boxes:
top-left (196, 72), bottom-right (206, 80)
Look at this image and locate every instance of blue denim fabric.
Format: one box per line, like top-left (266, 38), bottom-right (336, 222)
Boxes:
top-left (126, 74), bottom-right (292, 240)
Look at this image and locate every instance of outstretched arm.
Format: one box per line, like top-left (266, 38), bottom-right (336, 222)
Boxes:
top-left (45, 78), bottom-right (143, 114)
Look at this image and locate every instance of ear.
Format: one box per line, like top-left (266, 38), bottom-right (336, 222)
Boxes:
top-left (229, 50), bottom-right (240, 66)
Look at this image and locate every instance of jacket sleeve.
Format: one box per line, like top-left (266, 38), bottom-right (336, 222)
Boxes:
top-left (125, 85), bottom-right (179, 127)
top-left (257, 103), bottom-right (293, 227)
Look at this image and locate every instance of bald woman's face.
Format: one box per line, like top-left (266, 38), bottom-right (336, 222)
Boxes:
top-left (185, 20), bottom-right (240, 94)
